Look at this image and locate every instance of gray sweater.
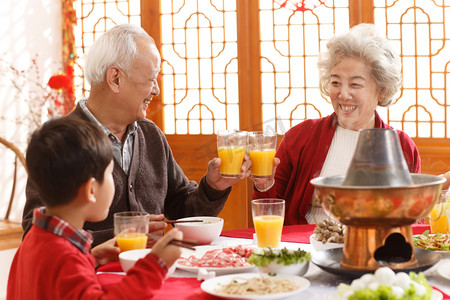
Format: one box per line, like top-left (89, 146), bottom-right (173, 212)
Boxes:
top-left (22, 104), bottom-right (231, 246)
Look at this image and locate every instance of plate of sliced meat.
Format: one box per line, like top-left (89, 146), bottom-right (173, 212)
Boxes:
top-left (176, 245), bottom-right (257, 275)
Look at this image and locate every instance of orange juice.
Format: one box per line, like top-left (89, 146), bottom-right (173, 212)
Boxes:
top-left (429, 203), bottom-right (450, 234)
top-left (253, 215), bottom-right (284, 248)
top-left (116, 233), bottom-right (148, 252)
top-left (249, 149), bottom-right (276, 177)
top-left (218, 146), bottom-right (246, 176)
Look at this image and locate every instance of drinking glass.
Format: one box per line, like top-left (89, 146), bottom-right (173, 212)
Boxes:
top-left (248, 131), bottom-right (277, 179)
top-left (251, 199), bottom-right (285, 248)
top-left (217, 130), bottom-right (248, 178)
top-left (114, 211), bottom-right (149, 252)
top-left (428, 190), bottom-right (450, 234)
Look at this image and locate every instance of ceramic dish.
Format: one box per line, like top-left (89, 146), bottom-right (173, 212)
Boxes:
top-left (174, 216), bottom-right (224, 244)
top-left (325, 289), bottom-right (442, 300)
top-left (437, 259), bottom-right (450, 281)
top-left (309, 234), bottom-right (344, 251)
top-left (311, 248), bottom-right (441, 279)
top-left (200, 272), bottom-right (310, 300)
top-left (414, 233), bottom-right (450, 257)
top-left (176, 245), bottom-right (257, 275)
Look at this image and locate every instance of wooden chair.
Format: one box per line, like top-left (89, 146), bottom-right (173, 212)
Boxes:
top-left (0, 137), bottom-right (26, 250)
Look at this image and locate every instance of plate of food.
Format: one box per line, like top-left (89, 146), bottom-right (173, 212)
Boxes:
top-left (310, 218), bottom-right (345, 251)
top-left (327, 266), bottom-right (442, 300)
top-left (310, 234), bottom-right (344, 251)
top-left (176, 245), bottom-right (257, 275)
top-left (200, 272), bottom-right (310, 300)
top-left (247, 247), bottom-right (311, 276)
top-left (414, 231), bottom-right (450, 257)
top-left (437, 260), bottom-right (450, 281)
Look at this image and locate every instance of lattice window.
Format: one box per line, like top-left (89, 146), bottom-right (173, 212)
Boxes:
top-left (374, 0), bottom-right (450, 138)
top-left (72, 0), bottom-right (141, 97)
top-left (160, 1), bottom-right (239, 134)
top-left (260, 0), bottom-right (349, 133)
top-left (71, 0), bottom-right (450, 138)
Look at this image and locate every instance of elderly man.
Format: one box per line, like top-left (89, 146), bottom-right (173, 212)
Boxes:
top-left (22, 24), bottom-right (251, 246)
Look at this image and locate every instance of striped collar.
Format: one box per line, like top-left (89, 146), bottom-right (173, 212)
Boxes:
top-left (33, 207), bottom-right (92, 254)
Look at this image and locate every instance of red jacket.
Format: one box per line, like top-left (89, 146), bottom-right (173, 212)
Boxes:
top-left (253, 112), bottom-right (421, 225)
top-left (7, 225), bottom-right (166, 300)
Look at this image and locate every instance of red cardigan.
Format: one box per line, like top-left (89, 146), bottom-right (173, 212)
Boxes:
top-left (7, 225), bottom-right (166, 300)
top-left (253, 112), bottom-right (421, 225)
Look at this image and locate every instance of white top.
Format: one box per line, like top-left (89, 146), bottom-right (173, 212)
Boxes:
top-left (306, 126), bottom-right (360, 224)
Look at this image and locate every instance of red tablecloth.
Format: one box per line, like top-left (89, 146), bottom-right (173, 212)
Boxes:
top-left (97, 270), bottom-right (213, 299)
top-left (220, 223), bottom-right (432, 243)
top-left (97, 224), bottom-right (450, 299)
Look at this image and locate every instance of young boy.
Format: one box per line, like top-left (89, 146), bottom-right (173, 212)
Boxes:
top-left (7, 117), bottom-right (182, 299)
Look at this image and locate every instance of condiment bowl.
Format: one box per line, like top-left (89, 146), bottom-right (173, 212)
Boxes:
top-left (248, 247), bottom-right (311, 276)
top-left (174, 216), bottom-right (224, 244)
top-left (119, 248), bottom-right (176, 277)
top-left (309, 234), bottom-right (344, 251)
top-left (258, 260), bottom-right (309, 276)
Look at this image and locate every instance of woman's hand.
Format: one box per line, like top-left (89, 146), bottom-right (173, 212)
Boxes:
top-left (440, 171), bottom-right (450, 190)
top-left (251, 157), bottom-right (280, 192)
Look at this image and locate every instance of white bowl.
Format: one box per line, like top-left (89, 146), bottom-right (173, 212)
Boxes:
top-left (258, 260), bottom-right (309, 276)
top-left (174, 216), bottom-right (224, 244)
top-left (119, 248), bottom-right (176, 277)
top-left (310, 234), bottom-right (344, 251)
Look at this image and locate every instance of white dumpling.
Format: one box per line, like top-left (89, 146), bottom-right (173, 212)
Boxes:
top-left (359, 273), bottom-right (376, 286)
top-left (412, 282), bottom-right (427, 296)
top-left (393, 272), bottom-right (412, 290)
top-left (368, 281), bottom-right (380, 291)
top-left (350, 278), bottom-right (366, 290)
top-left (391, 286), bottom-right (405, 297)
top-left (375, 267), bottom-right (396, 285)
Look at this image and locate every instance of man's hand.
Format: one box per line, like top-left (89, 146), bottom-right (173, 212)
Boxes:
top-left (205, 155), bottom-right (252, 191)
top-left (147, 214), bottom-right (167, 247)
top-left (91, 237), bottom-right (120, 268)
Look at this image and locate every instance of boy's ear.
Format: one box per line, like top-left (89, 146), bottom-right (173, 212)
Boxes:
top-left (79, 177), bottom-right (97, 204)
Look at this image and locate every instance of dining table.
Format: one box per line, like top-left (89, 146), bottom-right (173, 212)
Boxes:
top-left (96, 224), bottom-right (450, 299)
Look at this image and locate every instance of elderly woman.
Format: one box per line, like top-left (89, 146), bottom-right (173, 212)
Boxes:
top-left (252, 23), bottom-right (421, 225)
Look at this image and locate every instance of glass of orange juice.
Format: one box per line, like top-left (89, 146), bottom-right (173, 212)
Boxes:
top-left (217, 130), bottom-right (248, 178)
top-left (428, 190), bottom-right (450, 234)
top-left (248, 131), bottom-right (277, 179)
top-left (114, 211), bottom-right (149, 252)
top-left (251, 198), bottom-right (285, 248)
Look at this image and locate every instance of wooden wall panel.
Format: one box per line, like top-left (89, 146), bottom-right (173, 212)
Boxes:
top-left (414, 138), bottom-right (450, 176)
top-left (166, 135), bottom-right (249, 231)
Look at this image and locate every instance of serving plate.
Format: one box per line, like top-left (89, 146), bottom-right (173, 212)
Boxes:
top-left (325, 289), bottom-right (443, 300)
top-left (176, 245), bottom-right (257, 275)
top-left (309, 234), bottom-right (344, 251)
top-left (311, 248), bottom-right (441, 279)
top-left (200, 272), bottom-right (310, 300)
top-left (414, 233), bottom-right (450, 257)
top-left (437, 259), bottom-right (450, 281)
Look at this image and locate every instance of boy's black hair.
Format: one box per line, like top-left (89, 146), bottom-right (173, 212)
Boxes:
top-left (26, 117), bottom-right (113, 207)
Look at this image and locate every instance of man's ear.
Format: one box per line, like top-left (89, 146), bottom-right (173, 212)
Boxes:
top-left (105, 66), bottom-right (121, 93)
top-left (79, 177), bottom-right (97, 204)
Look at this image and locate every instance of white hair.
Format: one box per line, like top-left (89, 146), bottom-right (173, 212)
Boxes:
top-left (318, 23), bottom-right (402, 107)
top-left (84, 24), bottom-right (155, 86)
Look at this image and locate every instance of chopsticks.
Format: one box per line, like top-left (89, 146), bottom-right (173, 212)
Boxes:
top-left (164, 219), bottom-right (203, 224)
top-left (146, 233), bottom-right (199, 251)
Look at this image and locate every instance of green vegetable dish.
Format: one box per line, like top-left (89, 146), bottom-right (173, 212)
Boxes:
top-left (247, 247), bottom-right (311, 267)
top-left (335, 267), bottom-right (434, 300)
